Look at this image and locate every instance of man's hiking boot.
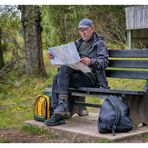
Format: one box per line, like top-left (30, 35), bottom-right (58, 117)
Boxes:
top-left (54, 100), bottom-right (70, 120)
top-left (44, 114), bottom-right (65, 126)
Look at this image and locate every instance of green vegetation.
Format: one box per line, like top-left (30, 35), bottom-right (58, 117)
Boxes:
top-left (142, 133), bottom-right (148, 140)
top-left (0, 52), bottom-right (56, 128)
top-left (96, 138), bottom-right (110, 143)
top-left (1, 51), bottom-right (146, 128)
top-left (0, 139), bottom-right (10, 143)
top-left (21, 125), bottom-right (58, 139)
top-left (21, 125), bottom-right (46, 135)
top-left (41, 5), bottom-right (127, 49)
top-left (0, 5), bottom-right (147, 130)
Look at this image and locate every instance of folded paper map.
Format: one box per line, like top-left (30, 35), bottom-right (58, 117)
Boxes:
top-left (48, 42), bottom-right (91, 73)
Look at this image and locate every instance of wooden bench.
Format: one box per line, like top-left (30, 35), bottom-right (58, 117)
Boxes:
top-left (68, 49), bottom-right (148, 126)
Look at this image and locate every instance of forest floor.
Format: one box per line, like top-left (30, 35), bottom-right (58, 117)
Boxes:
top-left (0, 128), bottom-right (69, 143)
top-left (1, 127), bottom-right (148, 143)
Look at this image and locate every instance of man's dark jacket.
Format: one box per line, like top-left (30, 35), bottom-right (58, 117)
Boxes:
top-left (74, 32), bottom-right (109, 88)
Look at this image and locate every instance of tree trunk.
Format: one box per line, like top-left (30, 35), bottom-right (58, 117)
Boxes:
top-left (0, 27), bottom-right (4, 70)
top-left (19, 5), bottom-right (47, 77)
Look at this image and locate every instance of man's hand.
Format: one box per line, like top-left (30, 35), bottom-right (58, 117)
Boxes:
top-left (48, 52), bottom-right (54, 59)
top-left (80, 57), bottom-right (91, 66)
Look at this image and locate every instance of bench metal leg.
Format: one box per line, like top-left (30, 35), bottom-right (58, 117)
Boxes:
top-left (68, 94), bottom-right (88, 117)
top-left (125, 94), bottom-right (148, 127)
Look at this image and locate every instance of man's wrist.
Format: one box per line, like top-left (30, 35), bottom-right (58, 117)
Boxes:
top-left (90, 59), bottom-right (95, 66)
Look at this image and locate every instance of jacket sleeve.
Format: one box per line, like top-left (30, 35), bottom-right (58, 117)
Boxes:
top-left (89, 41), bottom-right (109, 71)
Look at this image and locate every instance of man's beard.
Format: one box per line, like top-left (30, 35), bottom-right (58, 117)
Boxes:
top-left (82, 37), bottom-right (89, 41)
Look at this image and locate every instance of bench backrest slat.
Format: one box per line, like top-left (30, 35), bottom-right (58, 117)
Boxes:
top-left (107, 49), bottom-right (148, 80)
top-left (106, 70), bottom-right (148, 79)
top-left (109, 49), bottom-right (148, 58)
top-left (109, 60), bottom-right (148, 68)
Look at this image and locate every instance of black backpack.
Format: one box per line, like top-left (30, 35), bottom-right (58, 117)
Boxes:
top-left (98, 95), bottom-right (132, 136)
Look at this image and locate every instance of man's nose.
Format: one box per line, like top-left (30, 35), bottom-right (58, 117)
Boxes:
top-left (82, 32), bottom-right (86, 35)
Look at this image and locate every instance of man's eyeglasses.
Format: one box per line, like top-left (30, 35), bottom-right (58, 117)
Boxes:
top-left (78, 27), bottom-right (90, 33)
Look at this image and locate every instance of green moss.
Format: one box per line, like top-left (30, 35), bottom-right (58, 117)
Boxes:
top-left (0, 139), bottom-right (10, 143)
top-left (20, 125), bottom-right (58, 139)
top-left (142, 133), bottom-right (148, 140)
top-left (20, 125), bottom-right (45, 135)
top-left (96, 138), bottom-right (110, 143)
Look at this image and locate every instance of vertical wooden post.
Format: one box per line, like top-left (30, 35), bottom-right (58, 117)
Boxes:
top-left (127, 30), bottom-right (132, 49)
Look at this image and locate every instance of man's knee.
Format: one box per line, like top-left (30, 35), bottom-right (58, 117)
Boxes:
top-left (59, 65), bottom-right (74, 76)
top-left (59, 65), bottom-right (69, 74)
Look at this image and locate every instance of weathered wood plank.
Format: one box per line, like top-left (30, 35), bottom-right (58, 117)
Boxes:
top-left (109, 60), bottom-right (148, 68)
top-left (106, 70), bottom-right (148, 79)
top-left (109, 49), bottom-right (148, 58)
top-left (125, 6), bottom-right (148, 30)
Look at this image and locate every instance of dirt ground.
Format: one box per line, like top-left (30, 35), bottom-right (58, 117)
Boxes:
top-left (0, 128), bottom-right (70, 143)
top-left (0, 128), bottom-right (148, 143)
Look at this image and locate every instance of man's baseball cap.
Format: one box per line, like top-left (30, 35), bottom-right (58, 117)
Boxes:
top-left (78, 18), bottom-right (93, 29)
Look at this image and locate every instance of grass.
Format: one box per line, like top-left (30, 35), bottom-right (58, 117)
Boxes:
top-left (0, 51), bottom-right (57, 128)
top-left (20, 125), bottom-right (46, 135)
top-left (0, 139), bottom-right (10, 143)
top-left (0, 73), bottom-right (50, 128)
top-left (0, 51), bottom-right (147, 129)
top-left (96, 138), bottom-right (110, 143)
top-left (0, 74), bottom-right (53, 128)
top-left (20, 125), bottom-right (58, 139)
top-left (108, 78), bottom-right (146, 91)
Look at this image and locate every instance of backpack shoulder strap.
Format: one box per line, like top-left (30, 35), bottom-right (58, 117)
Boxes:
top-left (107, 95), bottom-right (121, 136)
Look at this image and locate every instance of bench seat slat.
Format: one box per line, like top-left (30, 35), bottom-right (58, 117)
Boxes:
top-left (69, 87), bottom-right (146, 95)
top-left (106, 70), bottom-right (148, 79)
top-left (109, 49), bottom-right (148, 58)
top-left (109, 60), bottom-right (148, 68)
top-left (74, 101), bottom-right (101, 108)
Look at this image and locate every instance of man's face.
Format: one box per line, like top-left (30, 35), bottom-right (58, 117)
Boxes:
top-left (78, 26), bottom-right (94, 41)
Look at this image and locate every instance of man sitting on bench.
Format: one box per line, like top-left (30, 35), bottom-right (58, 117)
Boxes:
top-left (46, 18), bottom-right (109, 125)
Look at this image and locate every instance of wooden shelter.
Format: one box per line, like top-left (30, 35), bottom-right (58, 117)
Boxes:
top-left (125, 6), bottom-right (148, 49)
